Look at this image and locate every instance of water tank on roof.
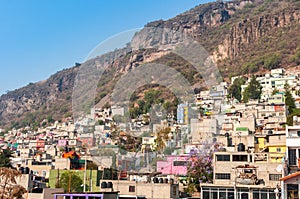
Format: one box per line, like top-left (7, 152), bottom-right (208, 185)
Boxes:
top-left (237, 143), bottom-right (245, 152)
top-left (101, 181), bottom-right (107, 188)
top-left (107, 181), bottom-right (113, 189)
top-left (153, 177), bottom-right (158, 183)
top-left (159, 178), bottom-right (164, 183)
top-left (164, 178), bottom-right (169, 184)
top-left (19, 167), bottom-right (24, 174)
top-left (24, 167), bottom-right (30, 174)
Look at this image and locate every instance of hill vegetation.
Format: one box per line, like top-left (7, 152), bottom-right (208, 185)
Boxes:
top-left (0, 0), bottom-right (299, 129)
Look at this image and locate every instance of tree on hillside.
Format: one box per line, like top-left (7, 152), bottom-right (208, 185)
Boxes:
top-left (155, 127), bottom-right (171, 154)
top-left (272, 88), bottom-right (280, 95)
top-left (264, 53), bottom-right (281, 70)
top-left (284, 82), bottom-right (297, 126)
top-left (0, 167), bottom-right (26, 199)
top-left (228, 77), bottom-right (246, 101)
top-left (242, 75), bottom-right (262, 103)
top-left (0, 148), bottom-right (13, 168)
top-left (284, 82), bottom-right (296, 114)
top-left (60, 171), bottom-right (83, 192)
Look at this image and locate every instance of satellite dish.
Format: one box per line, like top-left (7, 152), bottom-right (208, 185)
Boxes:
top-left (276, 164), bottom-right (283, 172)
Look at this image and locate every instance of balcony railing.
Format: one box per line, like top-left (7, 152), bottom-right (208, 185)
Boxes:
top-left (253, 152), bottom-right (285, 162)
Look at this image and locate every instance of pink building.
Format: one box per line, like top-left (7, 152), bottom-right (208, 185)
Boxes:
top-left (157, 155), bottom-right (189, 175)
top-left (57, 139), bottom-right (68, 147)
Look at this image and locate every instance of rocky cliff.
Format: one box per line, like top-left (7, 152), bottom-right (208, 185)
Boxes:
top-left (216, 4), bottom-right (300, 60)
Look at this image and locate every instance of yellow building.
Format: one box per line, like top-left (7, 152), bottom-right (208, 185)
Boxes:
top-left (141, 137), bottom-right (156, 153)
top-left (255, 133), bottom-right (286, 162)
top-left (255, 135), bottom-right (266, 152)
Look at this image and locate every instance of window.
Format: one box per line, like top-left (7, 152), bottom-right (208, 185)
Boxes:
top-left (276, 148), bottom-right (281, 152)
top-left (233, 155), bottom-right (248, 162)
top-left (287, 184), bottom-right (299, 198)
top-left (173, 161), bottom-right (188, 166)
top-left (288, 149), bottom-right (297, 165)
top-left (202, 187), bottom-right (234, 199)
top-left (269, 174), bottom-right (282, 181)
top-left (129, 186), bottom-right (135, 192)
top-left (216, 155), bottom-right (230, 161)
top-left (215, 173), bottom-right (231, 180)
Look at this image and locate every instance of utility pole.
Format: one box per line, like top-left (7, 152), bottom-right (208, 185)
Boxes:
top-left (83, 149), bottom-right (87, 192)
top-left (90, 168), bottom-right (92, 192)
top-left (68, 171), bottom-right (72, 192)
top-left (56, 168), bottom-right (60, 188)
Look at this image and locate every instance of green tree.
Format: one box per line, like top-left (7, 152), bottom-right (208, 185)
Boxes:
top-left (228, 77), bottom-right (246, 101)
top-left (129, 107), bottom-right (141, 119)
top-left (242, 76), bottom-right (262, 103)
top-left (284, 82), bottom-right (296, 115)
top-left (272, 88), bottom-right (280, 95)
top-left (0, 149), bottom-right (13, 168)
top-left (97, 120), bottom-right (105, 125)
top-left (163, 147), bottom-right (173, 155)
top-left (291, 48), bottom-right (300, 65)
top-left (47, 115), bottom-right (55, 123)
top-left (162, 101), bottom-right (172, 112)
top-left (60, 171), bottom-right (83, 192)
top-left (264, 53), bottom-right (280, 70)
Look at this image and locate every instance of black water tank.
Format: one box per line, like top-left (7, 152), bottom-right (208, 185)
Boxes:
top-left (237, 143), bottom-right (245, 152)
top-left (159, 178), bottom-right (164, 183)
top-left (19, 167), bottom-right (24, 174)
top-left (153, 177), bottom-right (158, 183)
top-left (24, 167), bottom-right (30, 174)
top-left (107, 181), bottom-right (113, 189)
top-left (101, 181), bottom-right (107, 188)
top-left (164, 179), bottom-right (169, 184)
top-left (32, 188), bottom-right (43, 193)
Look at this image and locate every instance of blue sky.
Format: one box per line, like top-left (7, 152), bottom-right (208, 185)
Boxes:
top-left (0, 0), bottom-right (212, 95)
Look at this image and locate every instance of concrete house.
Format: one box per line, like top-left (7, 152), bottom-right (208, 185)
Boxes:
top-left (286, 125), bottom-right (300, 174)
top-left (201, 150), bottom-right (284, 199)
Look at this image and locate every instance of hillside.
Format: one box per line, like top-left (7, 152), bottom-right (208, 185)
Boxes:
top-left (0, 0), bottom-right (299, 129)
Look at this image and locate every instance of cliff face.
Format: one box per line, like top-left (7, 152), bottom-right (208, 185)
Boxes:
top-left (132, 0), bottom-right (249, 50)
top-left (0, 0), bottom-right (299, 128)
top-left (216, 7), bottom-right (300, 60)
top-left (0, 67), bottom-right (78, 125)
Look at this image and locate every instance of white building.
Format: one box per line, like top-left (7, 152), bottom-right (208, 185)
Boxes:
top-left (286, 125), bottom-right (300, 174)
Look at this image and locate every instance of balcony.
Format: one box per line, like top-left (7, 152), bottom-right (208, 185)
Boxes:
top-left (234, 165), bottom-right (264, 186)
